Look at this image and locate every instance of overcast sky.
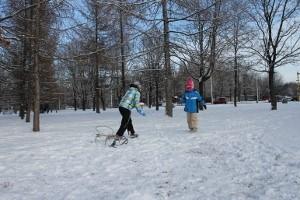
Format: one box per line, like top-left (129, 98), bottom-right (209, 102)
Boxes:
top-left (277, 63), bottom-right (300, 83)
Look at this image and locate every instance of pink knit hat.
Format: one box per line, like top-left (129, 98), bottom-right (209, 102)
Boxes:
top-left (185, 77), bottom-right (194, 91)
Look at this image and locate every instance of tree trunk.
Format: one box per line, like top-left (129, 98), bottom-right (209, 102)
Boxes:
top-left (162, 0), bottom-right (173, 117)
top-left (269, 66), bottom-right (277, 110)
top-left (234, 49), bottom-right (238, 107)
top-left (20, 2), bottom-right (29, 120)
top-left (155, 76), bottom-right (159, 111)
top-left (33, 0), bottom-right (40, 132)
top-left (25, 81), bottom-right (31, 122)
top-left (243, 89), bottom-right (247, 101)
top-left (26, 102), bottom-right (31, 123)
top-left (198, 11), bottom-right (205, 96)
top-left (74, 97), bottom-right (77, 111)
top-left (100, 88), bottom-right (106, 111)
top-left (238, 80), bottom-right (241, 102)
top-left (19, 51), bottom-right (26, 120)
top-left (73, 86), bottom-right (77, 111)
top-left (207, 0), bottom-right (219, 101)
top-left (80, 79), bottom-right (86, 111)
top-left (19, 104), bottom-right (25, 119)
top-left (93, 96), bottom-right (95, 111)
top-left (120, 4), bottom-right (126, 95)
top-left (25, 0), bottom-right (33, 123)
top-left (149, 84), bottom-right (152, 108)
top-left (82, 94), bottom-right (86, 111)
top-left (198, 81), bottom-right (204, 110)
top-left (95, 3), bottom-right (100, 113)
top-left (198, 81), bottom-right (204, 96)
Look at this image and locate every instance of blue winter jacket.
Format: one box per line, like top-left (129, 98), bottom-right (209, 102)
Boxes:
top-left (182, 90), bottom-right (203, 113)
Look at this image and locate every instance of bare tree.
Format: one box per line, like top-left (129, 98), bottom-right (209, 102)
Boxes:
top-left (225, 0), bottom-right (252, 107)
top-left (249, 0), bottom-right (300, 110)
top-left (1, 0), bottom-right (61, 131)
top-left (140, 26), bottom-right (164, 110)
top-left (94, 1), bottom-right (100, 113)
top-left (32, 0), bottom-right (41, 131)
top-left (171, 0), bottom-right (222, 103)
top-left (162, 0), bottom-right (173, 117)
top-left (119, 0), bottom-right (126, 95)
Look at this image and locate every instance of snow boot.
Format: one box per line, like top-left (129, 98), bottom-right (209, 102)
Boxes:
top-left (110, 140), bottom-right (117, 148)
top-left (129, 133), bottom-right (138, 138)
top-left (110, 135), bottom-right (128, 147)
top-left (190, 128), bottom-right (198, 133)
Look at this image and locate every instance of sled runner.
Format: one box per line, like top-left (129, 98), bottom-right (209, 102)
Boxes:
top-left (94, 125), bottom-right (128, 146)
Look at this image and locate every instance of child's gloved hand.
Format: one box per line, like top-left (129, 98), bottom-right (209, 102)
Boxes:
top-left (136, 107), bottom-right (146, 116)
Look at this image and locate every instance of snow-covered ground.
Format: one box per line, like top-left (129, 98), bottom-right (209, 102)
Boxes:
top-left (0, 102), bottom-right (300, 200)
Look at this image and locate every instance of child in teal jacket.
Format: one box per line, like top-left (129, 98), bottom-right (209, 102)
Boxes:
top-left (111, 82), bottom-right (145, 147)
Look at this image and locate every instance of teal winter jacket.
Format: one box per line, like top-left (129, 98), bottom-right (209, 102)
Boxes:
top-left (119, 87), bottom-right (141, 110)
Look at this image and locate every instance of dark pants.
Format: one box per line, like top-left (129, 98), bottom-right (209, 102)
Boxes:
top-left (116, 107), bottom-right (135, 137)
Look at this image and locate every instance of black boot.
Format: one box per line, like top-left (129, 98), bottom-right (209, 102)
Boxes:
top-left (110, 135), bottom-right (120, 147)
top-left (129, 133), bottom-right (138, 138)
top-left (110, 140), bottom-right (117, 147)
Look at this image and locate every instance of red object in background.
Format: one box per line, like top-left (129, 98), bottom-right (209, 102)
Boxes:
top-left (213, 97), bottom-right (227, 104)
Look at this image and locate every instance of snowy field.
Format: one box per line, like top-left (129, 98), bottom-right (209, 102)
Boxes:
top-left (0, 102), bottom-right (300, 200)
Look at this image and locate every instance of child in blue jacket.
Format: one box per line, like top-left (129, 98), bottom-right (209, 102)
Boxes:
top-left (182, 77), bottom-right (204, 132)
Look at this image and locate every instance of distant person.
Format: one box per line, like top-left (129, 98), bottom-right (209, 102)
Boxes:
top-left (182, 77), bottom-right (205, 132)
top-left (111, 81), bottom-right (145, 147)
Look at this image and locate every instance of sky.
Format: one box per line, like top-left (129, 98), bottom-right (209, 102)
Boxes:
top-left (277, 63), bottom-right (300, 83)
